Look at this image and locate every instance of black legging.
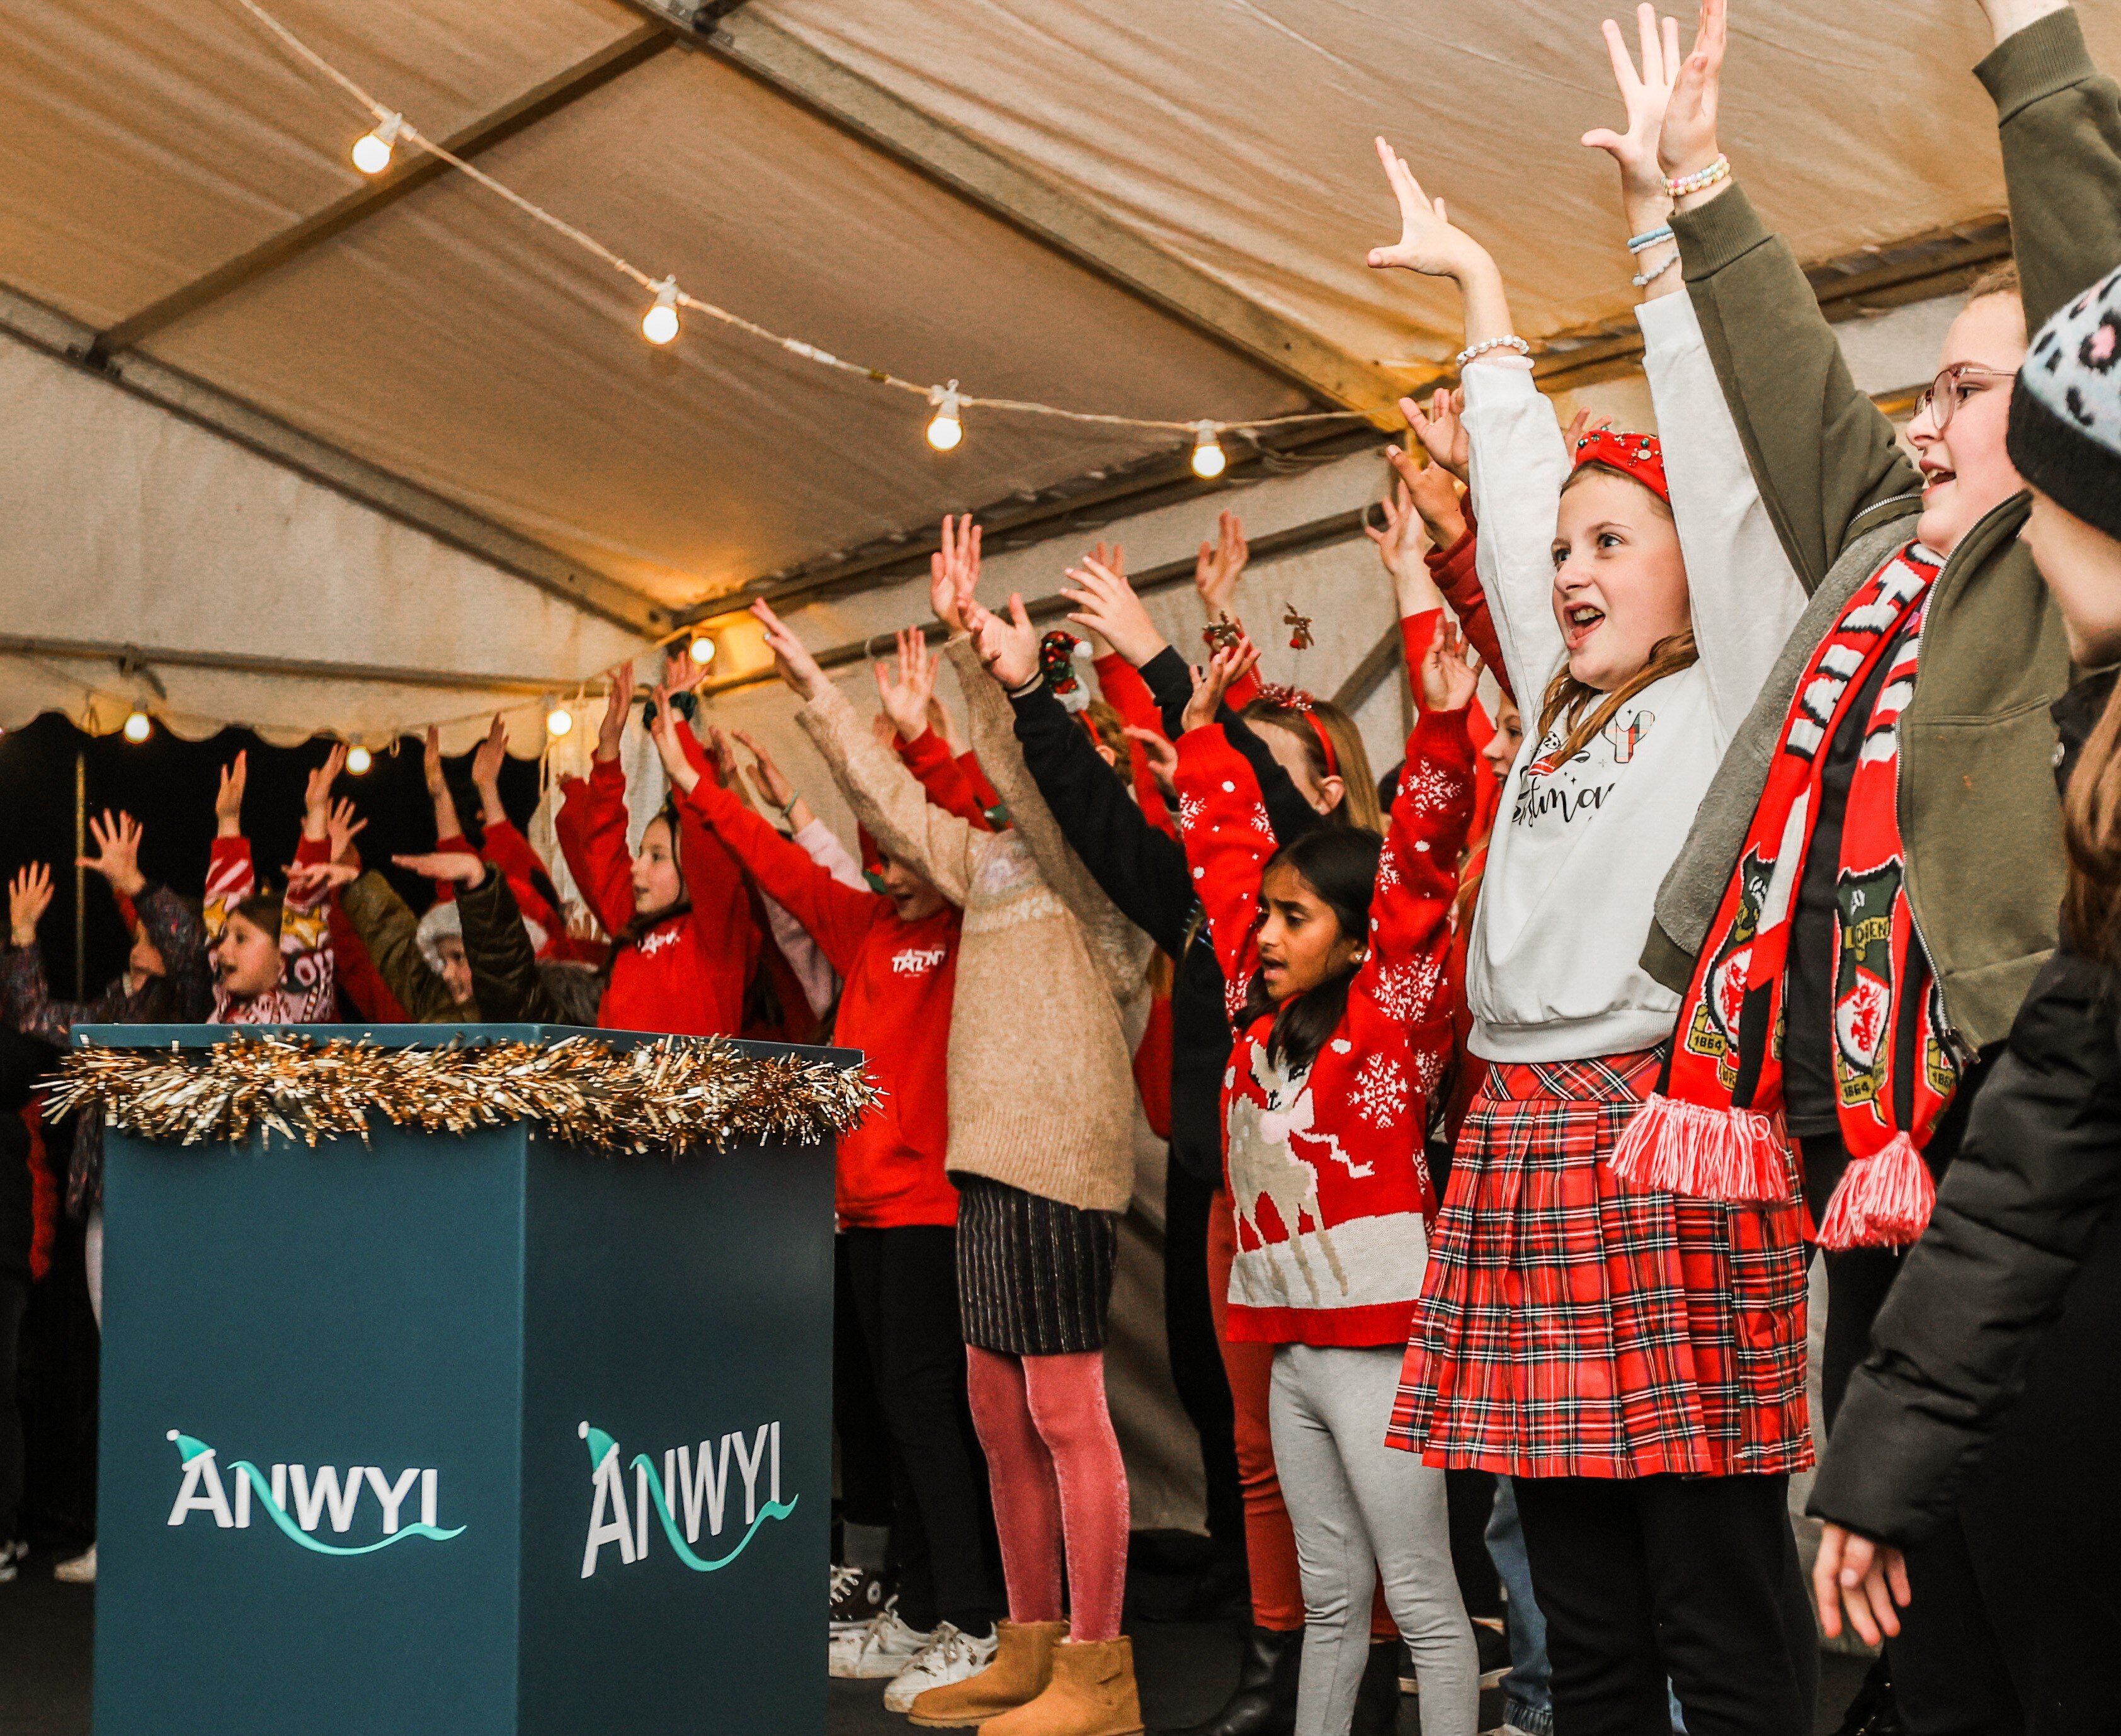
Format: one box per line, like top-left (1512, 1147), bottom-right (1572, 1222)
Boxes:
top-left (842, 1224), bottom-right (997, 1633)
top-left (0, 1274), bottom-right (26, 1543)
top-left (1163, 1160), bottom-right (1243, 1557)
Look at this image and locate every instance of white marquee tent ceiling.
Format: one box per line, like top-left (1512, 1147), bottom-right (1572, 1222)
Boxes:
top-left (3, 0), bottom-right (2110, 745)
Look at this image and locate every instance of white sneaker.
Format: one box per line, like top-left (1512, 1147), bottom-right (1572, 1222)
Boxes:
top-left (53, 1543), bottom-right (95, 1585)
top-left (882, 1621), bottom-right (998, 1713)
top-left (829, 1599), bottom-right (932, 1680)
top-left (0, 1540), bottom-right (26, 1583)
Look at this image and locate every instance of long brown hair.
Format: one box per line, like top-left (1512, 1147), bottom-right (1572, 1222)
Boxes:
top-left (1535, 461), bottom-right (1698, 766)
top-left (2062, 679), bottom-right (2121, 962)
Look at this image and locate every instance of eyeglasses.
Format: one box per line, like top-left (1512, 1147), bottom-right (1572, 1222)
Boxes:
top-left (1913, 364), bottom-right (2018, 434)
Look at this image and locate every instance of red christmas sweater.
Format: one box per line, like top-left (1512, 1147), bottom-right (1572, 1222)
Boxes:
top-left (676, 774), bottom-right (962, 1228)
top-left (555, 757), bottom-right (755, 1036)
top-left (1180, 612), bottom-right (1476, 1346)
top-left (204, 836), bottom-right (336, 1024)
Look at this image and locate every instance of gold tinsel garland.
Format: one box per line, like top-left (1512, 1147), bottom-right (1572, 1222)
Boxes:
top-left (45, 1033), bottom-right (878, 1157)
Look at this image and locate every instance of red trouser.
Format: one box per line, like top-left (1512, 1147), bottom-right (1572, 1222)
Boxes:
top-left (1208, 1190), bottom-right (1394, 1639)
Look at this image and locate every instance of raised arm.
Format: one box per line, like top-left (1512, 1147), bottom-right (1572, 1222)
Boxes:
top-left (757, 601), bottom-right (980, 905)
top-left (1171, 649), bottom-right (1279, 1004)
top-left (554, 667), bottom-right (640, 940)
top-left (1368, 139), bottom-right (1566, 701)
top-left (957, 605), bottom-right (1150, 995)
top-left (1659, 1), bottom-right (1918, 584)
top-left (1579, 15), bottom-right (1809, 735)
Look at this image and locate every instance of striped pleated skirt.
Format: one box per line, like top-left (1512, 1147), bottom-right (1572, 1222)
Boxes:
top-left (953, 1172), bottom-right (1118, 1356)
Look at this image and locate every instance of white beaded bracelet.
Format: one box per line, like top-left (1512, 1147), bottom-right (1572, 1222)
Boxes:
top-left (1627, 224), bottom-right (1674, 254)
top-left (1632, 250), bottom-right (1681, 289)
top-left (1454, 335), bottom-right (1531, 370)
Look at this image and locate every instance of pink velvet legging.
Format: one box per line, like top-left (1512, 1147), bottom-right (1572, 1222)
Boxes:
top-left (964, 1346), bottom-right (1130, 1643)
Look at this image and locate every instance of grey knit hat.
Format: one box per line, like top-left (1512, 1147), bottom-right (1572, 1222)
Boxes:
top-left (2008, 261), bottom-right (2121, 544)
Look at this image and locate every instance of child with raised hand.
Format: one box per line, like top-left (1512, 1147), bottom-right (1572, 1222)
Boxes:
top-left (205, 749), bottom-right (339, 1024)
top-left (1173, 609), bottom-right (1480, 1736)
top-left (749, 578), bottom-right (1152, 1736)
top-left (552, 659), bottom-right (756, 1036)
top-left (1805, 256), bottom-right (2121, 1726)
top-left (642, 694), bottom-right (999, 1689)
top-left (1365, 35), bottom-right (1823, 1723)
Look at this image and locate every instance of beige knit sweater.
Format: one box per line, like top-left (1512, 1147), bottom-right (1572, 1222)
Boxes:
top-left (799, 638), bottom-right (1151, 1215)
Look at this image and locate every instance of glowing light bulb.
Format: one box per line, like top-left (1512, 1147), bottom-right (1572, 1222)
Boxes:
top-left (122, 709), bottom-right (152, 744)
top-left (351, 112), bottom-right (403, 176)
top-left (688, 634), bottom-right (717, 667)
top-left (1190, 421), bottom-right (1227, 480)
top-left (547, 705), bottom-right (575, 739)
top-left (926, 380), bottom-right (964, 452)
top-left (640, 277), bottom-right (680, 346)
top-left (346, 745), bottom-right (373, 774)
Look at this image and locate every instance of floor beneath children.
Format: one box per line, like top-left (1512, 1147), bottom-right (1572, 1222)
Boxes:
top-left (0, 1546), bottom-right (1874, 1736)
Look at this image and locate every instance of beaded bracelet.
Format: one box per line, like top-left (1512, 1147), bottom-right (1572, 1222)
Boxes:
top-left (1632, 250), bottom-right (1681, 289)
top-left (1664, 154), bottom-right (1730, 198)
top-left (1453, 334), bottom-right (1531, 370)
top-left (1627, 223), bottom-right (1674, 254)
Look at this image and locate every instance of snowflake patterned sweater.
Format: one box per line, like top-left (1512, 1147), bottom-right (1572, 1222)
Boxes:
top-left (1180, 623), bottom-right (1477, 1346)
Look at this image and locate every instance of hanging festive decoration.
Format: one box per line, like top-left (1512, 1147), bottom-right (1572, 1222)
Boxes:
top-left (227, 0), bottom-right (1360, 460)
top-left (1202, 614), bottom-right (1245, 654)
top-left (48, 1032), bottom-right (878, 1157)
top-left (1283, 604), bottom-right (1316, 651)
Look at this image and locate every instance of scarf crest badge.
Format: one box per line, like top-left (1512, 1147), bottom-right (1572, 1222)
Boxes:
top-left (1612, 540), bottom-right (1957, 1248)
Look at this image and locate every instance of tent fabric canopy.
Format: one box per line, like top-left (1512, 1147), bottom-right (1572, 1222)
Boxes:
top-left (2, 0), bottom-right (2109, 745)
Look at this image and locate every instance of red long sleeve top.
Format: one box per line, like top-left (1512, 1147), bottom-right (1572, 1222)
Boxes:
top-left (676, 774), bottom-right (962, 1228)
top-left (554, 754), bottom-right (756, 1036)
top-left (204, 836), bottom-right (336, 1024)
top-left (1094, 652), bottom-right (1178, 839)
top-left (1181, 609), bottom-right (1477, 1346)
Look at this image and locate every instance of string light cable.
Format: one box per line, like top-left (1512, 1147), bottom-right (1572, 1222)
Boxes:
top-left (229, 0), bottom-right (1362, 451)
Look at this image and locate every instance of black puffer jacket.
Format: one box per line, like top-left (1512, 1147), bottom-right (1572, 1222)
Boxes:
top-left (1810, 666), bottom-right (2121, 1544)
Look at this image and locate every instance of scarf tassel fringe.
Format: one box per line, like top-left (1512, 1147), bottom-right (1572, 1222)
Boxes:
top-left (1814, 1133), bottom-right (1935, 1250)
top-left (1608, 1093), bottom-right (1792, 1202)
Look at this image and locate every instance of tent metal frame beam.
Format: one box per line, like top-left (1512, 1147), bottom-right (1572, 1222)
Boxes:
top-left (0, 633), bottom-right (567, 698)
top-left (0, 284), bottom-right (668, 639)
top-left (698, 501), bottom-right (1371, 700)
top-left (625, 0), bottom-right (1403, 426)
top-left (88, 24), bottom-right (671, 360)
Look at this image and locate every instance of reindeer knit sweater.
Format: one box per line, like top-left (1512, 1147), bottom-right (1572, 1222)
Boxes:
top-left (800, 638), bottom-right (1151, 1215)
top-left (1180, 625), bottom-right (1477, 1346)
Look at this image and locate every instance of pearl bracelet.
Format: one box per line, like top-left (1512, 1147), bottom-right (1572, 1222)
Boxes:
top-left (1664, 154), bottom-right (1730, 198)
top-left (1627, 224), bottom-right (1674, 254)
top-left (1454, 334), bottom-right (1531, 370)
top-left (1632, 249), bottom-right (1681, 289)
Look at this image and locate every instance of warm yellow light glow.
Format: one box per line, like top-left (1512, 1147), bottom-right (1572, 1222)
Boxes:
top-left (346, 745), bottom-right (373, 774)
top-left (688, 635), bottom-right (717, 666)
top-left (351, 113), bottom-right (402, 176)
top-left (1191, 422), bottom-right (1227, 480)
top-left (641, 277), bottom-right (680, 346)
top-left (926, 380), bottom-right (964, 452)
top-left (122, 710), bottom-right (152, 744)
top-left (547, 706), bottom-right (575, 739)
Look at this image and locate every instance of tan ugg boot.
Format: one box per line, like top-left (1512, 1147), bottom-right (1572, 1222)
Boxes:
top-left (977, 1635), bottom-right (1144, 1736)
top-left (907, 1620), bottom-right (1070, 1728)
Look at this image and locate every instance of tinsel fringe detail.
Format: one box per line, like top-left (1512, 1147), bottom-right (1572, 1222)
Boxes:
top-left (1608, 1093), bottom-right (1793, 1203)
top-left (43, 1033), bottom-right (879, 1157)
top-left (1814, 1133), bottom-right (1935, 1250)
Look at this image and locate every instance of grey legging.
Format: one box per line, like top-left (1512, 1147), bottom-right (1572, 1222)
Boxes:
top-left (1270, 1342), bottom-right (1479, 1736)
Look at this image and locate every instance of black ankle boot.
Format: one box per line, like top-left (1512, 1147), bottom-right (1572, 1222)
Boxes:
top-left (1348, 1640), bottom-right (1401, 1736)
top-left (1161, 1625), bottom-right (1302, 1736)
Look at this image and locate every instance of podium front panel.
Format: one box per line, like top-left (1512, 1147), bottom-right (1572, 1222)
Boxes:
top-left (88, 1025), bottom-right (839, 1736)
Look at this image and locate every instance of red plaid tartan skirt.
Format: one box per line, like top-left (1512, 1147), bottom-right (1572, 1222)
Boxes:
top-left (1388, 1046), bottom-right (1812, 1478)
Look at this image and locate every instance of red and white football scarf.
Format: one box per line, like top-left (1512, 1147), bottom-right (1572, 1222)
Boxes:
top-left (1612, 541), bottom-right (1959, 1248)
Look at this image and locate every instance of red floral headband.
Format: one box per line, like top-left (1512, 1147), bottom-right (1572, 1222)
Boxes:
top-left (1572, 428), bottom-right (1669, 504)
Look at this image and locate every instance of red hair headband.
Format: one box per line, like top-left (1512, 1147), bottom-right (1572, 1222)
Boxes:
top-left (1254, 683), bottom-right (1339, 779)
top-left (1572, 428), bottom-right (1669, 504)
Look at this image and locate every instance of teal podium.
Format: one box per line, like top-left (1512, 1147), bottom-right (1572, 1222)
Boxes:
top-left (86, 1024), bottom-right (839, 1736)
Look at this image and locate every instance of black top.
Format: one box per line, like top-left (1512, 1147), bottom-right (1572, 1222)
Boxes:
top-left (1783, 617), bottom-right (1921, 1138)
top-left (1011, 657), bottom-right (1316, 1186)
top-left (1809, 666), bottom-right (2121, 1543)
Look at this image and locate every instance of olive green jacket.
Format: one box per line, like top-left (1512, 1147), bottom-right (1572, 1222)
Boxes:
top-left (1643, 8), bottom-right (2121, 1052)
top-left (341, 871), bottom-right (479, 1024)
